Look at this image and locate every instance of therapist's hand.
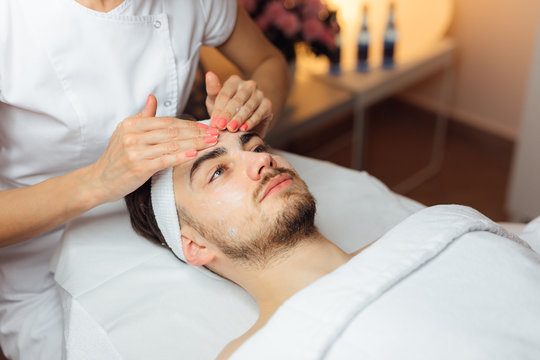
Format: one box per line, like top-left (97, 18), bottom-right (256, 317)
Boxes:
top-left (205, 72), bottom-right (273, 137)
top-left (86, 95), bottom-right (218, 204)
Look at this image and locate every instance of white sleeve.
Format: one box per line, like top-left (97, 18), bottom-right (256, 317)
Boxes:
top-left (198, 0), bottom-right (237, 47)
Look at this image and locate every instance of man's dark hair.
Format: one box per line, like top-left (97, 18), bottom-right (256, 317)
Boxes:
top-left (124, 178), bottom-right (166, 246)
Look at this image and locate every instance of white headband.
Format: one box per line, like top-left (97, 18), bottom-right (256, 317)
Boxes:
top-left (151, 167), bottom-right (185, 261)
top-left (150, 119), bottom-right (211, 264)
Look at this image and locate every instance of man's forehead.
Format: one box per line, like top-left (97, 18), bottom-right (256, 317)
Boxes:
top-left (174, 131), bottom-right (262, 178)
top-left (177, 132), bottom-right (234, 167)
top-left (212, 130), bottom-right (245, 147)
top-left (201, 131), bottom-right (261, 155)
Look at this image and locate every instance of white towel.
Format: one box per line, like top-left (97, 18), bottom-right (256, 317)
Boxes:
top-left (231, 205), bottom-right (540, 360)
top-left (59, 287), bottom-right (123, 360)
top-left (521, 216), bottom-right (540, 253)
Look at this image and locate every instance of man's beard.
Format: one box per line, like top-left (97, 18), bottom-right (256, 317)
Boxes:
top-left (198, 168), bottom-right (317, 269)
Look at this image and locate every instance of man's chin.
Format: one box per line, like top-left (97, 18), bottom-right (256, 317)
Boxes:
top-left (273, 189), bottom-right (317, 240)
top-left (217, 186), bottom-right (317, 267)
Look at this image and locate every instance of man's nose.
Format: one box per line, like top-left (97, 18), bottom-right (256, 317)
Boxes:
top-left (246, 152), bottom-right (275, 181)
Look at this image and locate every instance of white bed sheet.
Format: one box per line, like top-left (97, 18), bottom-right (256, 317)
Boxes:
top-left (51, 150), bottom-right (540, 359)
top-left (53, 151), bottom-right (424, 359)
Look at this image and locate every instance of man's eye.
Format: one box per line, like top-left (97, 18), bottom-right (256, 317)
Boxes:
top-left (253, 144), bottom-right (268, 153)
top-left (210, 165), bottom-right (226, 182)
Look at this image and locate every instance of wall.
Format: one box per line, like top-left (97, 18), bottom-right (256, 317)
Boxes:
top-left (403, 0), bottom-right (540, 140)
top-left (506, 18), bottom-right (540, 220)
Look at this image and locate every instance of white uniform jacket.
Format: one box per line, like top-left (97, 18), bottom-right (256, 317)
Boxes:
top-left (0, 1), bottom-right (236, 358)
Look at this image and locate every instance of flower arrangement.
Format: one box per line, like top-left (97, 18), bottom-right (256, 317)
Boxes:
top-left (239, 0), bottom-right (340, 62)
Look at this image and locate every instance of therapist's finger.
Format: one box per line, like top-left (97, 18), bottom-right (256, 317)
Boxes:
top-left (146, 150), bottom-right (200, 171)
top-left (119, 117), bottom-right (173, 134)
top-left (205, 71), bottom-right (221, 119)
top-left (219, 80), bottom-right (256, 132)
top-left (137, 126), bottom-right (219, 145)
top-left (119, 116), bottom-right (205, 135)
top-left (134, 94), bottom-right (157, 118)
top-left (242, 98), bottom-right (273, 133)
top-left (229, 89), bottom-right (263, 132)
top-left (141, 136), bottom-right (219, 160)
top-left (211, 75), bottom-right (243, 127)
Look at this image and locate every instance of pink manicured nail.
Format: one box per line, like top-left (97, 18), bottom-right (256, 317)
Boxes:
top-left (240, 124), bottom-right (249, 131)
top-left (217, 118), bottom-right (227, 128)
top-left (206, 128), bottom-right (219, 136)
top-left (204, 136), bottom-right (218, 144)
top-left (185, 150), bottom-right (197, 157)
top-left (229, 120), bottom-right (238, 131)
top-left (196, 123), bottom-right (209, 129)
top-left (146, 94), bottom-right (152, 107)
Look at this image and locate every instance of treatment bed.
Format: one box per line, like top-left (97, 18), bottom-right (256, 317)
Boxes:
top-left (50, 151), bottom-right (539, 359)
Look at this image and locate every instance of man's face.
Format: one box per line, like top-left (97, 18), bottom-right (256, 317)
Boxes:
top-left (173, 131), bottom-right (316, 266)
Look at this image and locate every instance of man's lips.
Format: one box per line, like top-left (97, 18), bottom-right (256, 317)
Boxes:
top-left (260, 174), bottom-right (293, 202)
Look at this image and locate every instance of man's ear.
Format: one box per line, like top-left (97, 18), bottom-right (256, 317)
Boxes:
top-left (181, 233), bottom-right (215, 266)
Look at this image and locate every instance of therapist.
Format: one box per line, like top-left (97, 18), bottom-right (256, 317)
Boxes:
top-left (0, 0), bottom-right (289, 359)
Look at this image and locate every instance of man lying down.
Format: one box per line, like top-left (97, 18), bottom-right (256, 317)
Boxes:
top-left (125, 129), bottom-right (540, 360)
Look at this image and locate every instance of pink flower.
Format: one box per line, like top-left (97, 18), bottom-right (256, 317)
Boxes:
top-left (274, 12), bottom-right (301, 37)
top-left (319, 30), bottom-right (335, 49)
top-left (244, 0), bottom-right (339, 58)
top-left (302, 17), bottom-right (325, 42)
top-left (329, 21), bottom-right (339, 34)
top-left (264, 1), bottom-right (287, 19)
top-left (301, 0), bottom-right (327, 18)
top-left (238, 0), bottom-right (256, 13)
top-left (305, 0), bottom-right (326, 8)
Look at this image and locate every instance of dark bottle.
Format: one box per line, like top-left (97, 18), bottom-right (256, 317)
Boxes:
top-left (329, 31), bottom-right (341, 75)
top-left (357, 5), bottom-right (370, 72)
top-left (382, 2), bottom-right (397, 69)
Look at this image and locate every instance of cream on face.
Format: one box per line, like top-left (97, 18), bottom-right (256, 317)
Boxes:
top-left (172, 131), bottom-right (301, 241)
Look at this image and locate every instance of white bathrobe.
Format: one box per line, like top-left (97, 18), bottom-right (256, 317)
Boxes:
top-left (231, 205), bottom-right (540, 360)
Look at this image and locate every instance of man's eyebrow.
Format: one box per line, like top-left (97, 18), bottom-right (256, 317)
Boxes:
top-left (239, 132), bottom-right (261, 146)
top-left (189, 147), bottom-right (227, 183)
top-left (189, 132), bottom-right (262, 183)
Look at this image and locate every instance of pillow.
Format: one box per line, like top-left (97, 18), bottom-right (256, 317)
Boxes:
top-left (54, 151), bottom-right (424, 359)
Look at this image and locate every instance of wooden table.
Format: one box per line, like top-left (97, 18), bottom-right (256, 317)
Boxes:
top-left (316, 38), bottom-right (456, 192)
top-left (265, 73), bottom-right (353, 147)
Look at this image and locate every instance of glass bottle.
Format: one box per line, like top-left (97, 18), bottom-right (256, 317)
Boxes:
top-left (357, 5), bottom-right (370, 72)
top-left (329, 31), bottom-right (341, 75)
top-left (382, 2), bottom-right (397, 69)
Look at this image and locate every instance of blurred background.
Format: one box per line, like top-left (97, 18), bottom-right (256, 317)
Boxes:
top-left (3, 2), bottom-right (539, 360)
top-left (187, 0), bottom-right (540, 223)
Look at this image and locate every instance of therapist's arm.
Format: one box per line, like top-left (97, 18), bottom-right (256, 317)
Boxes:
top-left (0, 96), bottom-right (216, 247)
top-left (207, 5), bottom-right (290, 136)
top-left (0, 167), bottom-right (104, 247)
